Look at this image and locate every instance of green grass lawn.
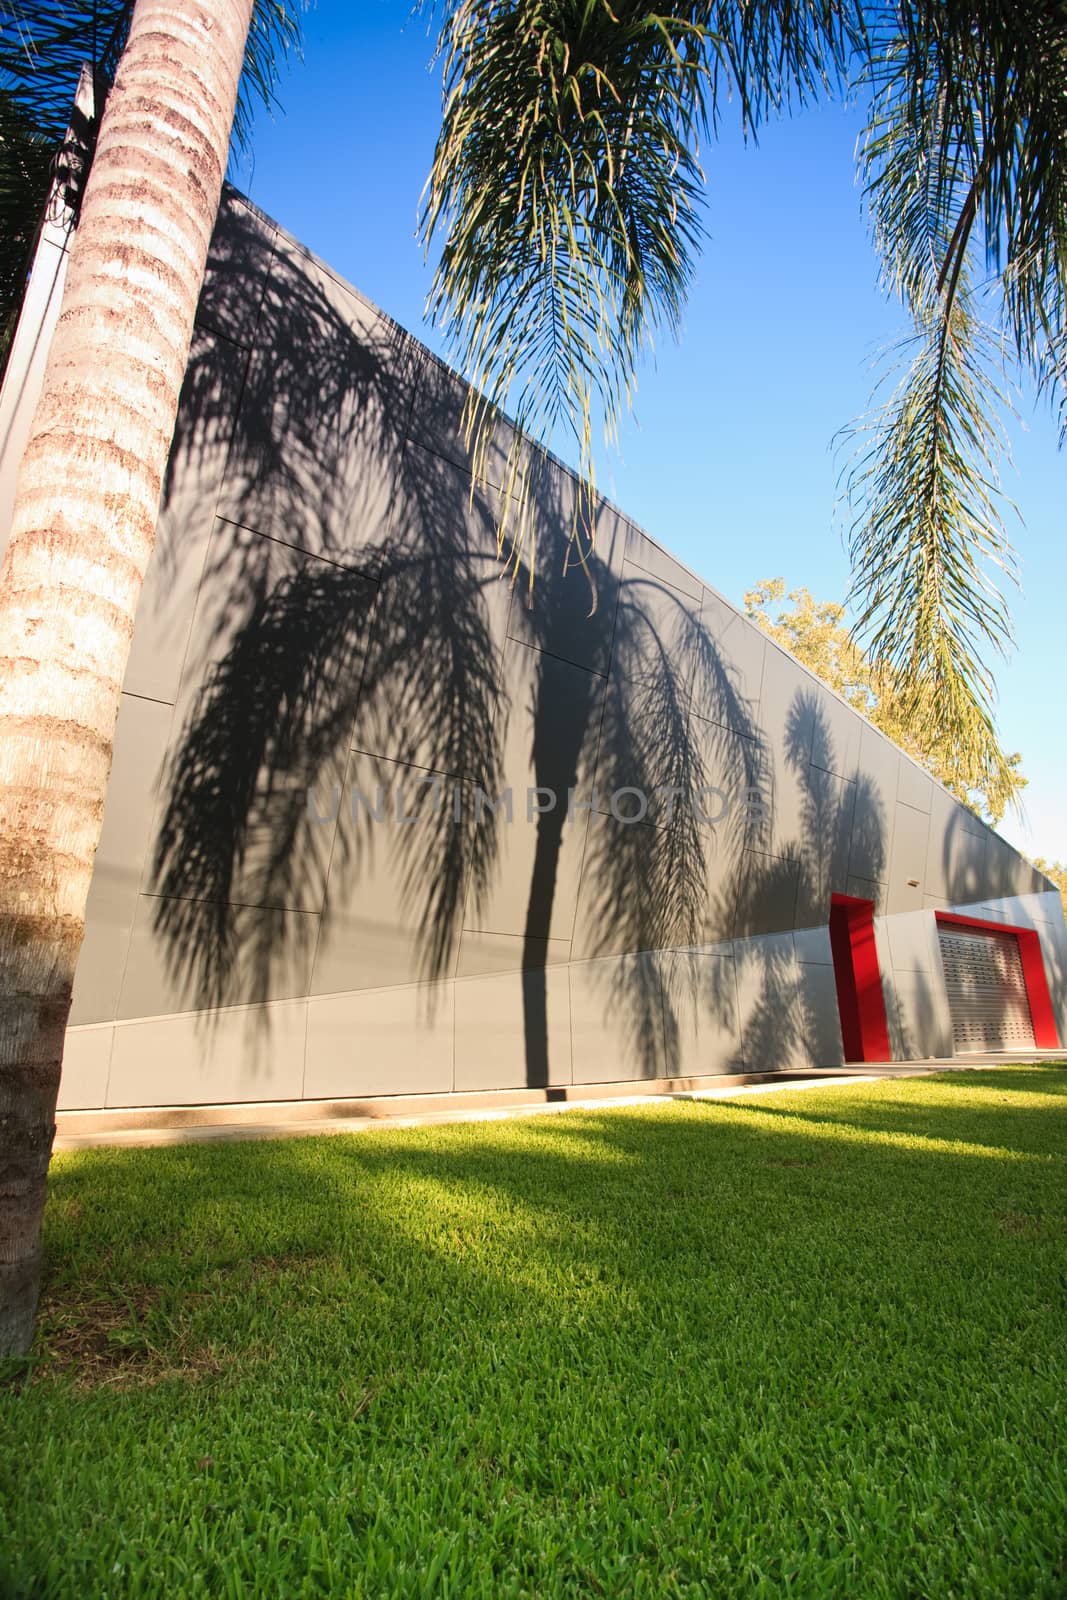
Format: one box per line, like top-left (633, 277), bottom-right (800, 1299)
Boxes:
top-left (2, 1068), bottom-right (1065, 1598)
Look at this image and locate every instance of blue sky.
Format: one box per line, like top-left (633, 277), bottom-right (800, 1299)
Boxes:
top-left (232, 0), bottom-right (1065, 864)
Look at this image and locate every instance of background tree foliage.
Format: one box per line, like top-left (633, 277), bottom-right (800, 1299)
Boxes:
top-left (744, 576), bottom-right (1026, 824)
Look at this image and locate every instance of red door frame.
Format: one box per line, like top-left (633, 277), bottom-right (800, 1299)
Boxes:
top-left (934, 910), bottom-right (1060, 1050)
top-left (829, 894), bottom-right (891, 1063)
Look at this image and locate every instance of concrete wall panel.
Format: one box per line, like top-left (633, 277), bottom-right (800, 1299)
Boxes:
top-left (691, 815), bottom-right (745, 947)
top-left (751, 647), bottom-right (821, 861)
top-left (154, 523), bottom-right (376, 919)
top-left (304, 983), bottom-right (453, 1099)
top-left (809, 687), bottom-right (861, 781)
top-left (847, 874), bottom-right (885, 912)
top-left (106, 999), bottom-right (307, 1108)
top-left (794, 767), bottom-right (856, 928)
top-left (572, 815), bottom-right (667, 960)
top-left (688, 713), bottom-right (762, 834)
top-left (57, 1025), bottom-right (114, 1112)
top-left (796, 960), bottom-right (846, 1066)
top-left (953, 890), bottom-right (1059, 929)
top-left (925, 788), bottom-right (990, 902)
top-left (454, 967), bottom-right (572, 1090)
top-left (610, 562), bottom-right (701, 703)
top-left (848, 725), bottom-right (898, 884)
top-left (882, 970), bottom-right (952, 1061)
top-left (215, 240), bottom-right (420, 567)
top-left (886, 800), bottom-right (932, 913)
top-left (624, 523), bottom-right (703, 600)
top-left (405, 348), bottom-right (523, 491)
top-left (464, 638), bottom-right (603, 943)
top-left (897, 762), bottom-right (934, 815)
top-left (118, 896), bottom-right (318, 1020)
top-left (353, 445), bottom-right (514, 778)
top-left (793, 925), bottom-right (834, 966)
top-left (984, 833), bottom-right (1049, 900)
top-left (664, 949), bottom-right (744, 1077)
top-left (733, 933), bottom-right (811, 1070)
top-left (760, 647), bottom-right (817, 764)
top-left (195, 190), bottom-right (278, 347)
top-left (506, 483), bottom-right (625, 677)
top-left (70, 693), bottom-right (175, 1025)
top-left (456, 930), bottom-right (571, 978)
top-left (311, 752), bottom-right (468, 996)
top-left (884, 909), bottom-right (942, 975)
top-left (691, 590), bottom-right (765, 733)
top-left (1034, 917), bottom-right (1067, 1038)
top-left (734, 848), bottom-right (800, 938)
top-left (569, 954), bottom-right (667, 1081)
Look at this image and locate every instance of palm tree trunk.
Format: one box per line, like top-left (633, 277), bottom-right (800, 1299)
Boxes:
top-left (0, 0), bottom-right (253, 1357)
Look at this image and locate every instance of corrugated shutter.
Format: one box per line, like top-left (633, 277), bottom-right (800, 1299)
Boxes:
top-left (937, 926), bottom-right (1036, 1052)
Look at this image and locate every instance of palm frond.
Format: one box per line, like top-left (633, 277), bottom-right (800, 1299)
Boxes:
top-left (846, 0), bottom-right (1067, 815)
top-left (0, 86), bottom-right (52, 365)
top-left (864, 0), bottom-right (1067, 429)
top-left (0, 0), bottom-right (303, 156)
top-left (843, 282), bottom-right (1022, 812)
top-left (423, 0), bottom-right (709, 577)
top-left (423, 0), bottom-right (861, 582)
top-left (709, 0), bottom-right (864, 134)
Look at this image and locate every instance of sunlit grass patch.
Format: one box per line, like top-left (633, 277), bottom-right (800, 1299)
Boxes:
top-left (2, 1067), bottom-right (1065, 1597)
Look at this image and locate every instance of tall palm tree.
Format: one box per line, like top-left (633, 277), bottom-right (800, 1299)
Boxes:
top-left (423, 0), bottom-right (1065, 814)
top-left (0, 0), bottom-right (268, 1356)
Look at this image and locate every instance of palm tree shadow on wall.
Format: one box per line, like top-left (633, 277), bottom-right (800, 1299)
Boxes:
top-left (148, 200), bottom-right (884, 1088)
top-left (702, 689), bottom-right (890, 1069)
top-left (150, 204), bottom-right (509, 1020)
top-left (510, 464), bottom-right (763, 1087)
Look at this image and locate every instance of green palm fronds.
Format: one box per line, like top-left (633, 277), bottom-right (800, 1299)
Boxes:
top-left (0, 1), bottom-right (303, 154)
top-left (0, 0), bottom-right (302, 376)
top-left (0, 87), bottom-right (51, 366)
top-left (422, 0), bottom-right (860, 586)
top-left (846, 0), bottom-right (1067, 814)
top-left (424, 0), bottom-right (710, 582)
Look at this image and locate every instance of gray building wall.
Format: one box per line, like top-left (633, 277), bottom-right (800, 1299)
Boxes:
top-left (2, 189), bottom-right (1063, 1112)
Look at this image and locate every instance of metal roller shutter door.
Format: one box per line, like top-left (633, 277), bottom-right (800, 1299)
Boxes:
top-left (937, 926), bottom-right (1036, 1052)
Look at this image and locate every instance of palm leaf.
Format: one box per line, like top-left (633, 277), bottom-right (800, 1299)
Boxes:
top-left (423, 0), bottom-right (862, 582)
top-left (0, 0), bottom-right (302, 375)
top-left (0, 1), bottom-right (303, 153)
top-left (846, 0), bottom-right (1066, 816)
top-left (0, 86), bottom-right (51, 363)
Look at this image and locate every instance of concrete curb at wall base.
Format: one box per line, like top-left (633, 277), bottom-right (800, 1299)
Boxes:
top-left (52, 1055), bottom-right (1067, 1151)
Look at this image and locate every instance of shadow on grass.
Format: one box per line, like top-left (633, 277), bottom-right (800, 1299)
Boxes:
top-left (4, 1079), bottom-right (1064, 1597)
top-left (926, 1066), bottom-right (1067, 1095)
top-left (719, 1071), bottom-right (1067, 1160)
top-left (32, 1073), bottom-right (1067, 1384)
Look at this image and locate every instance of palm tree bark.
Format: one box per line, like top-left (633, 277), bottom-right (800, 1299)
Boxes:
top-left (0, 0), bottom-right (253, 1357)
